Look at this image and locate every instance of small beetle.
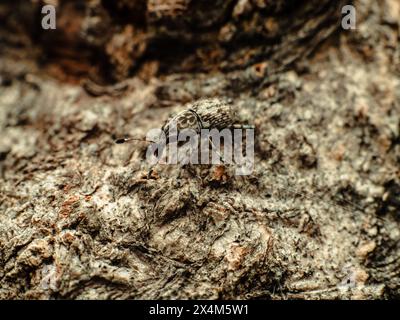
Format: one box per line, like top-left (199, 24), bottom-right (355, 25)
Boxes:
top-left (115, 97), bottom-right (252, 145)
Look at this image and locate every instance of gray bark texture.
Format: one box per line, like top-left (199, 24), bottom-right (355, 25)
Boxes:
top-left (0, 0), bottom-right (400, 299)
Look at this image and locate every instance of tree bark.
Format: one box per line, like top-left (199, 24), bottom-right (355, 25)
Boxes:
top-left (0, 0), bottom-right (399, 299)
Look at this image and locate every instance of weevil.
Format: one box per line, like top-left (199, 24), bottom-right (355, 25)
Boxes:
top-left (115, 97), bottom-right (255, 172)
top-left (115, 97), bottom-right (254, 145)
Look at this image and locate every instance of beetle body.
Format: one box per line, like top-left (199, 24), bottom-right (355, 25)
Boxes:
top-left (115, 97), bottom-right (248, 145)
top-left (162, 98), bottom-right (236, 136)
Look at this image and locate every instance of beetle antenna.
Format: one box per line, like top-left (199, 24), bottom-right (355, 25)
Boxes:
top-left (115, 137), bottom-right (155, 144)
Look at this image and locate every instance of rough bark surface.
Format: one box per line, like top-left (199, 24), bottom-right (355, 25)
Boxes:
top-left (0, 0), bottom-right (399, 299)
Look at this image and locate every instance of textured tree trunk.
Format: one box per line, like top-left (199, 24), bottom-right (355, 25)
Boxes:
top-left (0, 0), bottom-right (399, 299)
